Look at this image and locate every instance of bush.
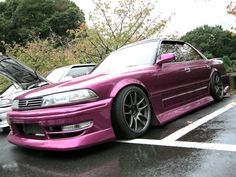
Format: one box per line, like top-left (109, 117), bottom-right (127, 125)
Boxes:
top-left (223, 56), bottom-right (235, 73)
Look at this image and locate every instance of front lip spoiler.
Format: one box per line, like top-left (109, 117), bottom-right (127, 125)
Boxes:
top-left (8, 128), bottom-right (115, 151)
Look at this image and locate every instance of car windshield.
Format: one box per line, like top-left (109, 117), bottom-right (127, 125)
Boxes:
top-left (92, 41), bottom-right (158, 74)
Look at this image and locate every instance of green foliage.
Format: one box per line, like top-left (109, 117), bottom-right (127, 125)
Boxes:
top-left (222, 56), bottom-right (235, 73)
top-left (181, 25), bottom-right (236, 60)
top-left (181, 25), bottom-right (236, 72)
top-left (0, 0), bottom-right (85, 52)
top-left (0, 75), bottom-right (11, 93)
top-left (69, 0), bottom-right (169, 62)
top-left (5, 35), bottom-right (82, 76)
top-left (1, 0), bottom-right (169, 90)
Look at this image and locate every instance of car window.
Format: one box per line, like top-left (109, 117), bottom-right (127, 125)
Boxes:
top-left (65, 66), bottom-right (95, 78)
top-left (180, 44), bottom-right (203, 61)
top-left (159, 42), bottom-right (203, 62)
top-left (159, 43), bottom-right (184, 62)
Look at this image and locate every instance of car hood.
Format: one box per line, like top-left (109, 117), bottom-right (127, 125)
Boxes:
top-left (16, 65), bottom-right (155, 99)
top-left (0, 55), bottom-right (49, 90)
top-left (16, 73), bottom-right (106, 99)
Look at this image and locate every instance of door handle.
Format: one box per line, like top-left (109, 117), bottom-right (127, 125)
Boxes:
top-left (184, 68), bottom-right (191, 73)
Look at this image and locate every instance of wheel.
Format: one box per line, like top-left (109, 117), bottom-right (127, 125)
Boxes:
top-left (112, 86), bottom-right (151, 139)
top-left (210, 72), bottom-right (224, 101)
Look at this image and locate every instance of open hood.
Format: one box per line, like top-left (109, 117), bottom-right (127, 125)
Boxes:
top-left (0, 55), bottom-right (49, 90)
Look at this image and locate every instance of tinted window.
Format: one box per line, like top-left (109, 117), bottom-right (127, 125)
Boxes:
top-left (159, 42), bottom-right (203, 62)
top-left (160, 43), bottom-right (184, 62)
top-left (180, 44), bottom-right (203, 61)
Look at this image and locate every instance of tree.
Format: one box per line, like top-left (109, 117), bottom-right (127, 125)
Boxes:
top-left (5, 35), bottom-right (79, 76)
top-left (70, 0), bottom-right (169, 62)
top-left (181, 25), bottom-right (236, 60)
top-left (0, 0), bottom-right (85, 51)
top-left (227, 1), bottom-right (236, 34)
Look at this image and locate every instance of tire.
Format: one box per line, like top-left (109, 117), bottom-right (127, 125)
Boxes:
top-left (210, 72), bottom-right (224, 101)
top-left (112, 86), bottom-right (151, 139)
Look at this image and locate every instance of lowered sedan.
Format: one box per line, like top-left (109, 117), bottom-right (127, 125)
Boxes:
top-left (7, 38), bottom-right (229, 151)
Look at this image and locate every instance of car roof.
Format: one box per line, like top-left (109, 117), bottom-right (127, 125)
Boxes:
top-left (119, 38), bottom-right (185, 50)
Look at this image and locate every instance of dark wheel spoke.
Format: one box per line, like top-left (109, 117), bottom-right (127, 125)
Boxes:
top-left (136, 116), bottom-right (146, 126)
top-left (134, 118), bottom-right (138, 131)
top-left (215, 76), bottom-right (220, 83)
top-left (124, 103), bottom-right (132, 108)
top-left (137, 98), bottom-right (145, 107)
top-left (138, 112), bottom-right (148, 120)
top-left (133, 92), bottom-right (137, 105)
top-left (124, 110), bottom-right (132, 115)
top-left (138, 104), bottom-right (148, 111)
top-left (129, 94), bottom-right (134, 105)
top-left (129, 116), bottom-right (134, 128)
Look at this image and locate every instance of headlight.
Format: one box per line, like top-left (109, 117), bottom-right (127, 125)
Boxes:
top-left (42, 89), bottom-right (98, 107)
top-left (0, 98), bottom-right (13, 108)
top-left (12, 100), bottom-right (19, 109)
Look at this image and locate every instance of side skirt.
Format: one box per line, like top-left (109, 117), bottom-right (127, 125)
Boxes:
top-left (156, 96), bottom-right (214, 125)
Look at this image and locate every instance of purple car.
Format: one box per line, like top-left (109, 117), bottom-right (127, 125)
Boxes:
top-left (5, 38), bottom-right (229, 151)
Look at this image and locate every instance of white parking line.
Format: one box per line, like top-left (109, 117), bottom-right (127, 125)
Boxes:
top-left (117, 139), bottom-right (236, 152)
top-left (116, 102), bottom-right (236, 152)
top-left (162, 103), bottom-right (234, 142)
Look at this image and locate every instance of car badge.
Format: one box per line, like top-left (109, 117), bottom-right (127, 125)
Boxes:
top-left (25, 100), bottom-right (29, 106)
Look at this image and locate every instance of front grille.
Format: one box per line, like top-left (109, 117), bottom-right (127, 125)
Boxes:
top-left (18, 97), bottom-right (42, 110)
top-left (15, 124), bottom-right (46, 139)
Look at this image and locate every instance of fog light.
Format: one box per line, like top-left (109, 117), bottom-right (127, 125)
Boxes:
top-left (61, 121), bottom-right (92, 131)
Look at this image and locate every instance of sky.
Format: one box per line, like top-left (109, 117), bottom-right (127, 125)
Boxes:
top-left (71, 0), bottom-right (235, 36)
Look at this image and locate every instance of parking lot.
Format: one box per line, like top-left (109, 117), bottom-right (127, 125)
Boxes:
top-left (1, 95), bottom-right (236, 177)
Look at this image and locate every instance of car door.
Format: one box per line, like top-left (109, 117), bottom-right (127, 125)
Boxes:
top-left (155, 41), bottom-right (194, 111)
top-left (179, 43), bottom-right (211, 99)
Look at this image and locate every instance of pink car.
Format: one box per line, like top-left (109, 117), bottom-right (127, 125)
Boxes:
top-left (4, 39), bottom-right (229, 151)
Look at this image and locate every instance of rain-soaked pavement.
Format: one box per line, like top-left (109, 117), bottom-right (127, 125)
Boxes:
top-left (1, 95), bottom-right (236, 177)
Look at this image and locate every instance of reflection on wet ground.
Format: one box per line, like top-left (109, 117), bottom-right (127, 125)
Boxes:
top-left (0, 95), bottom-right (236, 177)
top-left (1, 142), bottom-right (236, 177)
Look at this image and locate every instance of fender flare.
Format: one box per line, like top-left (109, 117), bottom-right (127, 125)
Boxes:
top-left (109, 78), bottom-right (149, 98)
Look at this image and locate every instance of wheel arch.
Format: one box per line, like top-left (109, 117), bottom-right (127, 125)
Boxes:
top-left (208, 68), bottom-right (220, 93)
top-left (110, 79), bottom-right (160, 127)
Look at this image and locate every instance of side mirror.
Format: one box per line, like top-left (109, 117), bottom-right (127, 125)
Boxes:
top-left (156, 53), bottom-right (176, 65)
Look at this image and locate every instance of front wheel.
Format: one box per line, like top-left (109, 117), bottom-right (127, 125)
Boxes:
top-left (112, 86), bottom-right (151, 139)
top-left (210, 72), bottom-right (224, 101)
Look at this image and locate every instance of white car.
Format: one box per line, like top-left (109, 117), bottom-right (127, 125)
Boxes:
top-left (0, 55), bottom-right (95, 132)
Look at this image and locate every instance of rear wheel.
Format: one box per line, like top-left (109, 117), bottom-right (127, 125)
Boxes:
top-left (210, 72), bottom-right (224, 101)
top-left (112, 86), bottom-right (151, 138)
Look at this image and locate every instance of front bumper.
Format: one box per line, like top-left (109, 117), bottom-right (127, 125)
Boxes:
top-left (0, 107), bottom-right (11, 128)
top-left (7, 98), bottom-right (116, 151)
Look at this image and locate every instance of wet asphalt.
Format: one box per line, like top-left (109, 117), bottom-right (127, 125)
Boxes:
top-left (1, 95), bottom-right (236, 177)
